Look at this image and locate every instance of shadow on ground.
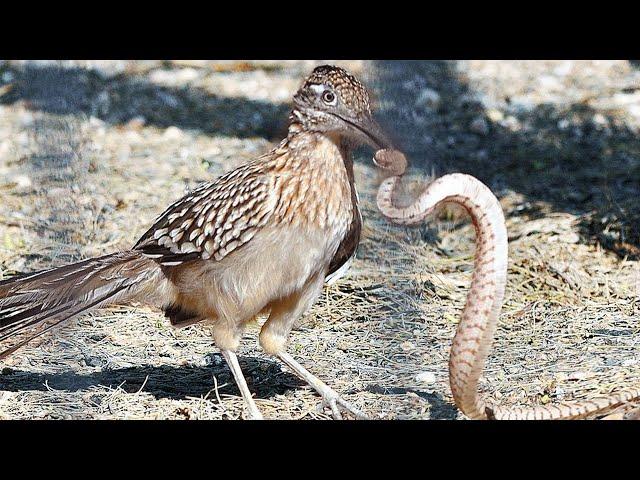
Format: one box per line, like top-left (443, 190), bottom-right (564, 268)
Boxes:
top-left (370, 60), bottom-right (640, 260)
top-left (0, 355), bottom-right (303, 400)
top-left (0, 64), bottom-right (290, 140)
top-left (1, 360), bottom-right (458, 418)
top-left (365, 384), bottom-right (459, 419)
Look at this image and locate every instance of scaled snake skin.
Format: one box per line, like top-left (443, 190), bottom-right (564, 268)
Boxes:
top-left (374, 148), bottom-right (640, 420)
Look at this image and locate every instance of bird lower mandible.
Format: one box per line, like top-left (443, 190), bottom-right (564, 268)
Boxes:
top-left (373, 148), bottom-right (640, 420)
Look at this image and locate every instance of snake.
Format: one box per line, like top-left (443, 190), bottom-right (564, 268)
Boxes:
top-left (374, 148), bottom-right (640, 419)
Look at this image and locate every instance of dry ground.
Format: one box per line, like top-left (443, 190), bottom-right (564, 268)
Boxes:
top-left (0, 60), bottom-right (638, 419)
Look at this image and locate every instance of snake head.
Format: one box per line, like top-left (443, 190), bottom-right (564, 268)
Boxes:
top-left (373, 149), bottom-right (408, 177)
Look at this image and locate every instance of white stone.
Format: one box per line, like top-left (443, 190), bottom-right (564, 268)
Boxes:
top-left (163, 126), bottom-right (183, 140)
top-left (11, 175), bottom-right (32, 188)
top-left (415, 372), bottom-right (436, 384)
top-left (486, 109), bottom-right (504, 123)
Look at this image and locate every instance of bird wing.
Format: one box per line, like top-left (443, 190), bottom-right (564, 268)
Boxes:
top-left (325, 193), bottom-right (362, 285)
top-left (134, 160), bottom-right (275, 266)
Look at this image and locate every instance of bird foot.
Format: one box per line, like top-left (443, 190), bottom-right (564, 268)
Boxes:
top-left (275, 352), bottom-right (367, 420)
top-left (320, 389), bottom-right (367, 420)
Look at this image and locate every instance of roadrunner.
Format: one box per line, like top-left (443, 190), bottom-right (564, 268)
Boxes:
top-left (0, 65), bottom-right (392, 419)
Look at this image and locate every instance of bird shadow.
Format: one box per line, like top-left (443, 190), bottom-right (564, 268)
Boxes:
top-left (0, 63), bottom-right (290, 140)
top-left (365, 384), bottom-right (459, 420)
top-left (0, 354), bottom-right (305, 401)
top-left (369, 60), bottom-right (640, 260)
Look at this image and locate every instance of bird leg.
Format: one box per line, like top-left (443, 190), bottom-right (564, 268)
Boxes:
top-left (221, 349), bottom-right (263, 420)
top-left (261, 275), bottom-right (365, 419)
top-left (277, 351), bottom-right (367, 420)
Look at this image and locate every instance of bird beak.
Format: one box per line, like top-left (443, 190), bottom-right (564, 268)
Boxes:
top-left (355, 116), bottom-right (394, 150)
top-left (336, 113), bottom-right (393, 150)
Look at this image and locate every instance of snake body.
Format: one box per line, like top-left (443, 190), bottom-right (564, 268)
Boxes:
top-left (375, 149), bottom-right (640, 420)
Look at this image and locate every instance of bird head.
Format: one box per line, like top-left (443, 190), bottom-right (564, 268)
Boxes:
top-left (292, 65), bottom-right (392, 150)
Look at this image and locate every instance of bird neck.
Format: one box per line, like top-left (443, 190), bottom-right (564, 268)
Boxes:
top-left (284, 117), bottom-right (355, 176)
top-left (269, 122), bottom-right (356, 230)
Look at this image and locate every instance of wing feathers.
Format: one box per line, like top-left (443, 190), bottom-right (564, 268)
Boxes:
top-left (135, 160), bottom-right (275, 266)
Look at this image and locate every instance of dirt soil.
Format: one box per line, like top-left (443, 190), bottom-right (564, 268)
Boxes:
top-left (0, 60), bottom-right (638, 419)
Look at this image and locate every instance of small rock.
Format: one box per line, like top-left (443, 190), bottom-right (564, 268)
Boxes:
top-left (400, 341), bottom-right (415, 352)
top-left (125, 130), bottom-right (142, 143)
top-left (501, 115), bottom-right (521, 132)
top-left (10, 175), bottom-right (32, 189)
top-left (163, 126), bottom-right (183, 140)
top-left (538, 75), bottom-right (562, 90)
top-left (553, 61), bottom-right (573, 76)
top-left (415, 88), bottom-right (441, 110)
top-left (89, 116), bottom-right (106, 128)
top-left (126, 116), bottom-right (146, 129)
top-left (470, 116), bottom-right (489, 135)
top-left (613, 92), bottom-right (640, 106)
top-left (592, 113), bottom-right (608, 126)
top-left (150, 68), bottom-right (200, 86)
top-left (415, 372), bottom-right (436, 384)
top-left (175, 68), bottom-right (200, 83)
top-left (628, 104), bottom-right (640, 118)
top-left (486, 109), bottom-right (504, 123)
top-left (0, 140), bottom-right (10, 157)
top-left (20, 112), bottom-right (34, 128)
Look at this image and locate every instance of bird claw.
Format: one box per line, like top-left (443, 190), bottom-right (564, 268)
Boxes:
top-left (321, 390), bottom-right (367, 420)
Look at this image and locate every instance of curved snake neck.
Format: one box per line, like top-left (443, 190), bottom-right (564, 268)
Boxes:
top-left (376, 162), bottom-right (640, 419)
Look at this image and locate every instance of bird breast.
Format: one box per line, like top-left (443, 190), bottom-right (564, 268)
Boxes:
top-left (169, 133), bottom-right (357, 319)
top-left (246, 133), bottom-right (355, 295)
top-left (271, 133), bottom-right (354, 235)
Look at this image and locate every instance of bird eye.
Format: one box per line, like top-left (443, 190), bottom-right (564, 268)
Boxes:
top-left (322, 90), bottom-right (336, 104)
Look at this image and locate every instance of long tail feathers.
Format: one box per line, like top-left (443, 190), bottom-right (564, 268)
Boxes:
top-left (0, 251), bottom-right (154, 359)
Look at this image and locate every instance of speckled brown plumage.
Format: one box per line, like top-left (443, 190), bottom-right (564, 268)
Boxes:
top-left (0, 65), bottom-right (392, 420)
